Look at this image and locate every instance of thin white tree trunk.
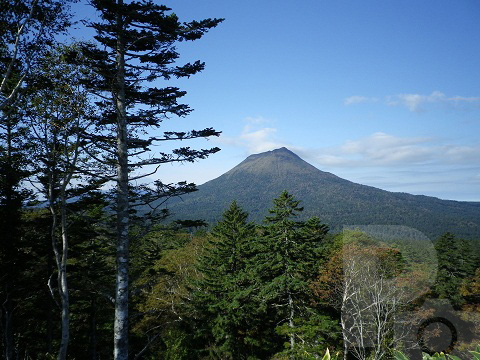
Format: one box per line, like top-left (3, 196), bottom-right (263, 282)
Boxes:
top-left (48, 157), bottom-right (70, 360)
top-left (113, 0), bottom-right (130, 358)
top-left (57, 188), bottom-right (70, 360)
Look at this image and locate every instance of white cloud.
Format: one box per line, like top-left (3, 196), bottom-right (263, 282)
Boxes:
top-left (344, 95), bottom-right (379, 105)
top-left (215, 117), bottom-right (289, 154)
top-left (386, 91), bottom-right (480, 112)
top-left (450, 95), bottom-right (480, 103)
top-left (312, 154), bottom-right (350, 166)
top-left (240, 126), bottom-right (286, 153)
top-left (306, 132), bottom-right (480, 167)
top-left (298, 133), bottom-right (480, 200)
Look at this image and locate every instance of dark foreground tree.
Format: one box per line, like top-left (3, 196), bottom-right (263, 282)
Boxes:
top-left (78, 1), bottom-right (223, 358)
top-left (434, 232), bottom-right (476, 308)
top-left (252, 191), bottom-right (329, 357)
top-left (193, 201), bottom-right (258, 358)
top-left (0, 104), bottom-right (31, 360)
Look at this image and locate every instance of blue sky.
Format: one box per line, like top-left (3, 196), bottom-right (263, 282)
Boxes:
top-left (74, 0), bottom-right (480, 201)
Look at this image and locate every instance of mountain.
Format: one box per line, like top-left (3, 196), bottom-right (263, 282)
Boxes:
top-left (165, 147), bottom-right (480, 240)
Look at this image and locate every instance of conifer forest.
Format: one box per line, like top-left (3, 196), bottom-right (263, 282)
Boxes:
top-left (1, 0), bottom-right (479, 359)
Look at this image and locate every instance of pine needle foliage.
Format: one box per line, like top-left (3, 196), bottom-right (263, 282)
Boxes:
top-left (253, 191), bottom-right (329, 355)
top-left (193, 201), bottom-right (259, 359)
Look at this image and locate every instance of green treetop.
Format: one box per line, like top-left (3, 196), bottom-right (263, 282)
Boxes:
top-left (253, 191), bottom-right (329, 356)
top-left (193, 201), bottom-right (259, 359)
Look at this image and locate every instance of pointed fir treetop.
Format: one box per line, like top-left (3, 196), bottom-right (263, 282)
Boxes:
top-left (206, 200), bottom-right (256, 274)
top-left (213, 200), bottom-right (250, 230)
top-left (265, 190), bottom-right (304, 224)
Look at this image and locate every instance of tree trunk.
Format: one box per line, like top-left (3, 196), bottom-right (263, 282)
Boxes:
top-left (2, 118), bottom-right (17, 360)
top-left (47, 129), bottom-right (70, 360)
top-left (113, 0), bottom-right (130, 358)
top-left (57, 191), bottom-right (70, 360)
top-left (89, 296), bottom-right (97, 360)
top-left (2, 291), bottom-right (14, 360)
top-left (341, 287), bottom-right (348, 360)
top-left (288, 291), bottom-right (295, 352)
top-left (341, 313), bottom-right (348, 360)
top-left (46, 256), bottom-right (54, 354)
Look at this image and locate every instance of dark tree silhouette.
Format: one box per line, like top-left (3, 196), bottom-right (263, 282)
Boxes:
top-left (77, 1), bottom-right (223, 358)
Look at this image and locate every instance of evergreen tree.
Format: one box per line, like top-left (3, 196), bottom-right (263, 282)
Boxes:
top-left (193, 201), bottom-right (258, 359)
top-left (0, 103), bottom-right (32, 360)
top-left (1, 209), bottom-right (56, 358)
top-left (66, 192), bottom-right (115, 360)
top-left (76, 2), bottom-right (223, 357)
top-left (434, 232), bottom-right (476, 307)
top-left (252, 191), bottom-right (329, 356)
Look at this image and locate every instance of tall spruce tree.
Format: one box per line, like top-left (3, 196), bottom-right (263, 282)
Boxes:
top-left (78, 2), bottom-right (223, 358)
top-left (434, 232), bottom-right (476, 307)
top-left (253, 191), bottom-right (328, 356)
top-left (193, 201), bottom-right (257, 359)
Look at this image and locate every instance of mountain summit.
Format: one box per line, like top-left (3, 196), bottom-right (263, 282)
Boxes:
top-left (222, 147), bottom-right (338, 181)
top-left (167, 148), bottom-right (480, 240)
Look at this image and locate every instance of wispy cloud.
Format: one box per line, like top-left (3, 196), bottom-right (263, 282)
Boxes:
top-left (345, 91), bottom-right (480, 112)
top-left (243, 115), bottom-right (272, 125)
top-left (305, 132), bottom-right (480, 167)
top-left (297, 133), bottom-right (480, 200)
top-left (387, 91), bottom-right (480, 112)
top-left (344, 95), bottom-right (379, 105)
top-left (216, 116), bottom-right (290, 154)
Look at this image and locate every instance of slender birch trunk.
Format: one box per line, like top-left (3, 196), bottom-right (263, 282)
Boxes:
top-left (57, 186), bottom-right (70, 360)
top-left (341, 313), bottom-right (348, 360)
top-left (48, 166), bottom-right (70, 360)
top-left (46, 116), bottom-right (79, 360)
top-left (113, 0), bottom-right (130, 358)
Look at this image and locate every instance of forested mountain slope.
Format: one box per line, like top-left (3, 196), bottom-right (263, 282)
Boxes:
top-left (165, 147), bottom-right (480, 240)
